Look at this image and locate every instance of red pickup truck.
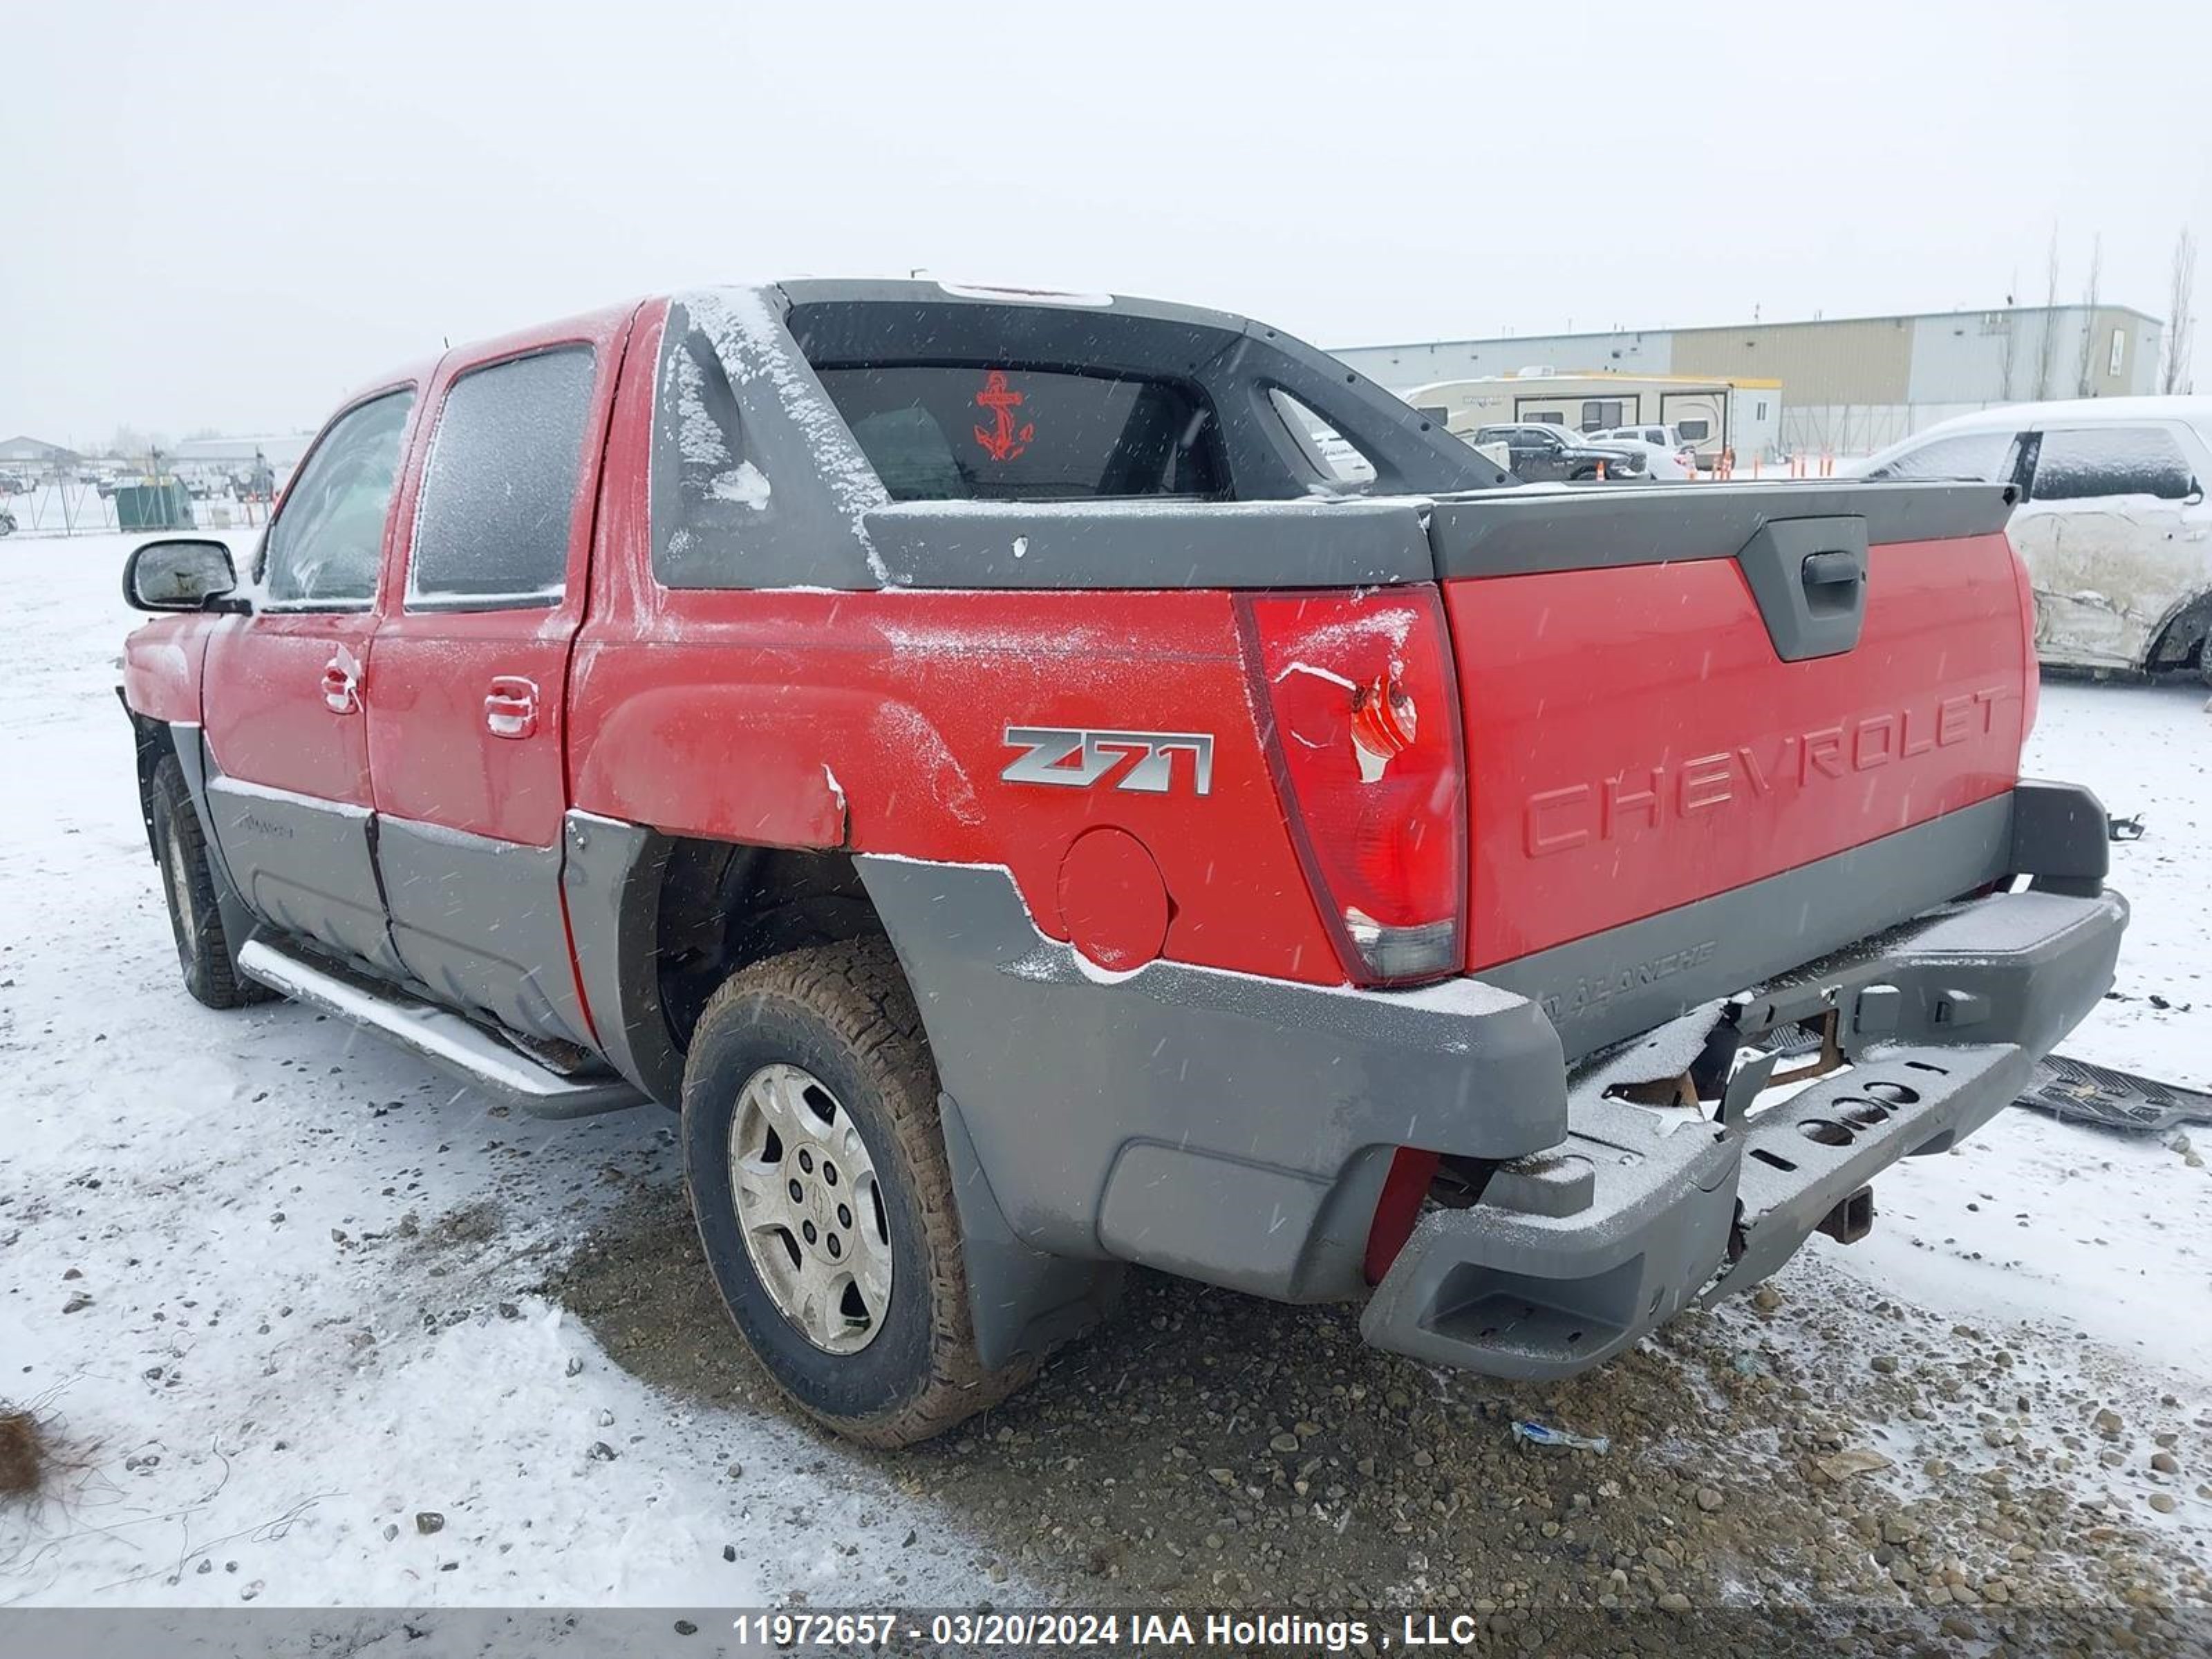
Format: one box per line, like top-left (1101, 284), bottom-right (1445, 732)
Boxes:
top-left (120, 281), bottom-right (2125, 1446)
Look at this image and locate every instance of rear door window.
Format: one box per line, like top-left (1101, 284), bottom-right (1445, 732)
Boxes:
top-left (2029, 426), bottom-right (2195, 501)
top-left (406, 347), bottom-right (596, 607)
top-left (1864, 430), bottom-right (2015, 482)
top-left (261, 389), bottom-right (415, 606)
top-left (814, 365), bottom-right (1224, 502)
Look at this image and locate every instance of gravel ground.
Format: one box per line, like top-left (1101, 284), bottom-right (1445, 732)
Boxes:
top-left (552, 1171), bottom-right (2211, 1627)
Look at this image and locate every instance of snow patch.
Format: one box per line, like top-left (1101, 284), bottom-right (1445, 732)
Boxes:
top-left (709, 460), bottom-right (771, 509)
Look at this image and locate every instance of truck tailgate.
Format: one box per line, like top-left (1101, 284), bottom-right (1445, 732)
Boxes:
top-left (1430, 481), bottom-right (2030, 982)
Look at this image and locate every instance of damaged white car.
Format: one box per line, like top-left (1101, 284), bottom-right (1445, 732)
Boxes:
top-left (1861, 397), bottom-right (2212, 681)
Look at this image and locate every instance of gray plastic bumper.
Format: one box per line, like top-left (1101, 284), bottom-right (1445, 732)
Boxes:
top-left (1360, 884), bottom-right (2128, 1380)
top-left (856, 854), bottom-right (1573, 1362)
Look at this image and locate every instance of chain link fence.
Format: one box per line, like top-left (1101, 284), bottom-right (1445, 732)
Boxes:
top-left (0, 472), bottom-right (273, 539)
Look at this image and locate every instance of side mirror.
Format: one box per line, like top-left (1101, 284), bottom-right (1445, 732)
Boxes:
top-left (2186, 477), bottom-right (2205, 507)
top-left (123, 538), bottom-right (241, 613)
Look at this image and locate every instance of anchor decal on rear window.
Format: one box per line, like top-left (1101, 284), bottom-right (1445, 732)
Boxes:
top-left (973, 370), bottom-right (1035, 462)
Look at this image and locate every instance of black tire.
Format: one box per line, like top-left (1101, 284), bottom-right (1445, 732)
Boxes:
top-left (149, 753), bottom-right (272, 1009)
top-left (682, 939), bottom-right (1031, 1447)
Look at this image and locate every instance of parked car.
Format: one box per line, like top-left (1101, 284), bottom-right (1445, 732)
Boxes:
top-left (1583, 433), bottom-right (1692, 480)
top-left (0, 470), bottom-right (33, 496)
top-left (1859, 397), bottom-right (2212, 682)
top-left (118, 281), bottom-right (2123, 1447)
top-left (1470, 422), bottom-right (1646, 481)
top-left (0, 505), bottom-right (15, 536)
top-left (1592, 424), bottom-right (1700, 465)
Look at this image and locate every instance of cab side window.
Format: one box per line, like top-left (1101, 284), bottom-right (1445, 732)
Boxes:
top-left (261, 389), bottom-right (415, 606)
top-left (409, 347), bottom-right (597, 606)
top-left (2029, 426), bottom-right (2195, 501)
top-left (1864, 431), bottom-right (2016, 483)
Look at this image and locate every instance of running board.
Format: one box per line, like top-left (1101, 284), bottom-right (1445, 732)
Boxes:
top-left (237, 937), bottom-right (644, 1118)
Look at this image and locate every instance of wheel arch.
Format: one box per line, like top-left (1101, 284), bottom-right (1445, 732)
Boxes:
top-left (132, 713), bottom-right (268, 1003)
top-left (570, 825), bottom-right (1122, 1373)
top-left (122, 700), bottom-right (178, 863)
top-left (562, 814), bottom-right (896, 1109)
top-left (2145, 588), bottom-right (2212, 677)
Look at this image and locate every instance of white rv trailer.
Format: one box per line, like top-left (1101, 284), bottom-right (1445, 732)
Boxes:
top-left (1403, 372), bottom-right (1783, 465)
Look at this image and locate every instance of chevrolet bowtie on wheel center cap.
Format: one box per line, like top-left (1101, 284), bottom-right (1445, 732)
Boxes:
top-left (729, 1062), bottom-right (891, 1353)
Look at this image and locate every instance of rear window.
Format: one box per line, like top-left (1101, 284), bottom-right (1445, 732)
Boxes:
top-left (814, 365), bottom-right (1225, 503)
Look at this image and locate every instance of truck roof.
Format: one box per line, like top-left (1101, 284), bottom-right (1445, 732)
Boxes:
top-left (1909, 394), bottom-right (2212, 437)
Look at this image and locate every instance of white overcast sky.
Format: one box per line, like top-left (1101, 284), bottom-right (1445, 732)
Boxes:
top-left (5, 0), bottom-right (2209, 442)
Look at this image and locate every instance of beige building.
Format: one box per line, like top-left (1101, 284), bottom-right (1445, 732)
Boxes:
top-left (1336, 303), bottom-right (2164, 458)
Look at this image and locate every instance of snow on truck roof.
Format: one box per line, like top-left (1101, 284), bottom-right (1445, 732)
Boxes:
top-left (1910, 395), bottom-right (2212, 438)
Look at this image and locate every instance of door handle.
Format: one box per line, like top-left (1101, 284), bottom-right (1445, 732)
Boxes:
top-left (485, 676), bottom-right (539, 740)
top-left (320, 654), bottom-right (361, 714)
top-left (1801, 550), bottom-right (1863, 587)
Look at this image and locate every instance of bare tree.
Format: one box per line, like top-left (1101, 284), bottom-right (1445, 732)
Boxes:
top-left (2074, 234), bottom-right (2103, 396)
top-left (2162, 226), bottom-right (2197, 394)
top-left (2032, 225), bottom-right (2062, 399)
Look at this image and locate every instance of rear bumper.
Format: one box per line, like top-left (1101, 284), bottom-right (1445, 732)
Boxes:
top-left (855, 780), bottom-right (2125, 1372)
top-left (1360, 882), bottom-right (2127, 1378)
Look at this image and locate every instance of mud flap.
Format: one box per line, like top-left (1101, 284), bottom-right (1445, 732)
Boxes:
top-left (937, 1092), bottom-right (1123, 1370)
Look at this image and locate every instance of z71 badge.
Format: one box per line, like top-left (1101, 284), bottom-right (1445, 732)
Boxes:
top-left (1000, 727), bottom-right (1215, 796)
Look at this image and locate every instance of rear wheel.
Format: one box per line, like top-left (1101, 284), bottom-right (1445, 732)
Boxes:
top-left (149, 753), bottom-right (272, 1010)
top-left (681, 939), bottom-right (1032, 1446)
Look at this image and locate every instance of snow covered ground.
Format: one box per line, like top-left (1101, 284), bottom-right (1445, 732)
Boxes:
top-left (1, 533), bottom-right (1015, 1610)
top-left (1803, 671), bottom-right (2212, 1386)
top-left (2, 529), bottom-right (2206, 1618)
top-left (2021, 675), bottom-right (2211, 1089)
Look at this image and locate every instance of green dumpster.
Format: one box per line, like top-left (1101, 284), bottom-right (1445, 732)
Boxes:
top-left (114, 482), bottom-right (195, 532)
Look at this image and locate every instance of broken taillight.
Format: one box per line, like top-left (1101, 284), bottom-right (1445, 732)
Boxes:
top-left (1237, 588), bottom-right (1467, 986)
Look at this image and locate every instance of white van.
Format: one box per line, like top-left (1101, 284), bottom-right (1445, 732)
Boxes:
top-left (1859, 397), bottom-right (2212, 681)
top-left (1591, 424), bottom-right (1698, 461)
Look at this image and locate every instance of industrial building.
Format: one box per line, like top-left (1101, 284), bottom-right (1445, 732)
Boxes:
top-left (1335, 303), bottom-right (2165, 458)
top-left (169, 433), bottom-right (312, 471)
top-left (0, 435), bottom-right (81, 467)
